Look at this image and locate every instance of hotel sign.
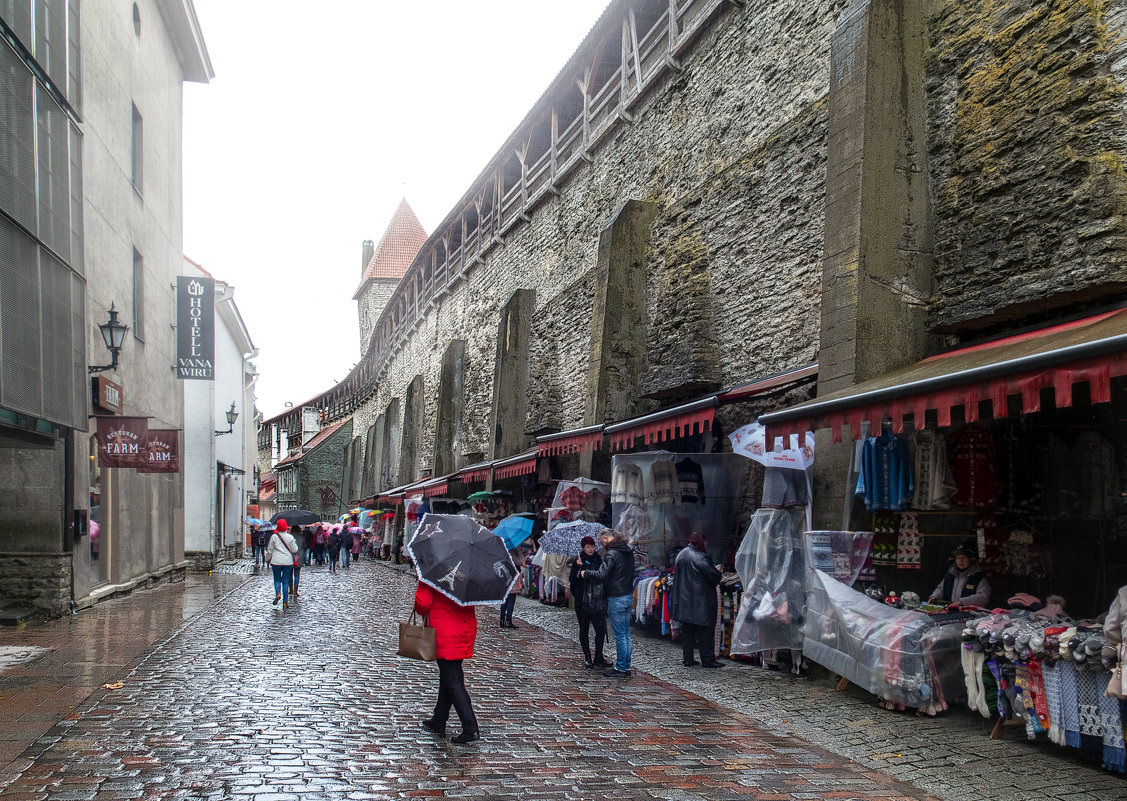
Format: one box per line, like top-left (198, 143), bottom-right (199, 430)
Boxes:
top-left (176, 276), bottom-right (214, 380)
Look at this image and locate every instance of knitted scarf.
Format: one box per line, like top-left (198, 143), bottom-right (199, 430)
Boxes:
top-left (1042, 661), bottom-right (1064, 745)
top-left (1076, 668), bottom-right (1104, 762)
top-left (962, 646), bottom-right (980, 713)
top-left (1027, 660), bottom-right (1051, 733)
top-left (1059, 660), bottom-right (1081, 748)
top-left (1099, 674), bottom-right (1126, 773)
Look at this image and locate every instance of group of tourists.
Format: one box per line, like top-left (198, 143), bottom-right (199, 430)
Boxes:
top-left (252, 515), bottom-right (379, 610)
top-left (255, 513), bottom-right (725, 747)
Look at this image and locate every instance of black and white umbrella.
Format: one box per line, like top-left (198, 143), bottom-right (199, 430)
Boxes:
top-left (406, 514), bottom-right (519, 606)
top-left (270, 509), bottom-right (320, 527)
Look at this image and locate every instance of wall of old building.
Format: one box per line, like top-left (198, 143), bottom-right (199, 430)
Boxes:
top-left (349, 2), bottom-right (853, 491)
top-left (927, 0), bottom-right (1127, 335)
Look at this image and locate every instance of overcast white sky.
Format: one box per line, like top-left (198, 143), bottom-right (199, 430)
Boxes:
top-left (183, 1), bottom-right (610, 420)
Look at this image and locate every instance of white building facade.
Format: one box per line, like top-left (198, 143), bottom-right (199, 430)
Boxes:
top-left (182, 259), bottom-right (257, 569)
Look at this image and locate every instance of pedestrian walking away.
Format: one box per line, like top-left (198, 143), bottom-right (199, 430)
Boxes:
top-left (670, 532), bottom-right (724, 668)
top-left (414, 581), bottom-right (481, 744)
top-left (327, 525), bottom-right (342, 572)
top-left (581, 528), bottom-right (635, 677)
top-left (499, 548), bottom-right (521, 629)
top-left (570, 535), bottom-right (610, 668)
top-left (252, 526), bottom-right (268, 567)
top-left (266, 519), bottom-right (300, 610)
top-left (290, 525), bottom-right (304, 599)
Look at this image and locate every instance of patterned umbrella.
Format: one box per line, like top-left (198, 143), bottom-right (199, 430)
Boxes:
top-left (538, 520), bottom-right (604, 557)
top-left (407, 514), bottom-right (519, 606)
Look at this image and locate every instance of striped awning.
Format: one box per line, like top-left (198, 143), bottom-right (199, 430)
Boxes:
top-left (537, 424), bottom-right (604, 456)
top-left (605, 397), bottom-right (716, 452)
top-left (759, 309), bottom-right (1127, 442)
top-left (494, 450), bottom-right (538, 480)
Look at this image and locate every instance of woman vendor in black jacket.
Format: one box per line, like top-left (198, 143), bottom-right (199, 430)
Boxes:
top-left (569, 536), bottom-right (610, 669)
top-left (670, 532), bottom-right (724, 668)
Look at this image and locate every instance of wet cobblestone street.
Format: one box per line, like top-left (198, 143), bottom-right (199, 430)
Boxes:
top-left (0, 560), bottom-right (1119, 800)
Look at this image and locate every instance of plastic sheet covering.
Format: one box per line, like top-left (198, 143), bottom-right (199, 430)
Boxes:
top-left (803, 531), bottom-right (873, 586)
top-left (803, 568), bottom-right (947, 710)
top-left (730, 508), bottom-right (807, 654)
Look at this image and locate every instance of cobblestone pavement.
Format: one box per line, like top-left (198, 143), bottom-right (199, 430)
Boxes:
top-left (0, 559), bottom-right (1118, 800)
top-left (0, 560), bottom-right (938, 801)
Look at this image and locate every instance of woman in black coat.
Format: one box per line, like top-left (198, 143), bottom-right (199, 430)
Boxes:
top-left (569, 536), bottom-right (610, 668)
top-left (670, 532), bottom-right (723, 668)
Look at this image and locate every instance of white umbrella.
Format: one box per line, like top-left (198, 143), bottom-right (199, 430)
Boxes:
top-left (729, 421), bottom-right (815, 470)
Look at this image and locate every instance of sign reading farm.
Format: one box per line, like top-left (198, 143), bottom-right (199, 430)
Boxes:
top-left (96, 416), bottom-right (149, 468)
top-left (176, 276), bottom-right (215, 380)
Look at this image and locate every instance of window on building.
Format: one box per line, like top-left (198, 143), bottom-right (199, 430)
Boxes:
top-left (131, 247), bottom-right (144, 340)
top-left (130, 102), bottom-right (142, 192)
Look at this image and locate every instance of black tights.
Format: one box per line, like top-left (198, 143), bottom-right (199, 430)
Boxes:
top-left (433, 659), bottom-right (478, 733)
top-left (577, 607), bottom-right (607, 663)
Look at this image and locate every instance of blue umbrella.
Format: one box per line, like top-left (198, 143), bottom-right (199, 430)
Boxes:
top-left (493, 514), bottom-right (535, 549)
top-left (246, 517), bottom-right (268, 527)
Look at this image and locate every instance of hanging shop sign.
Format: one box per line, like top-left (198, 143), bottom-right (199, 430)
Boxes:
top-left (91, 376), bottom-right (123, 415)
top-left (137, 429), bottom-right (180, 473)
top-left (95, 416), bottom-right (149, 468)
top-left (175, 276), bottom-right (215, 380)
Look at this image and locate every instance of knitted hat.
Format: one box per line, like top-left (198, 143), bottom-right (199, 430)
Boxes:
top-left (580, 535), bottom-right (597, 548)
top-left (275, 519), bottom-right (288, 533)
top-left (952, 544), bottom-right (976, 558)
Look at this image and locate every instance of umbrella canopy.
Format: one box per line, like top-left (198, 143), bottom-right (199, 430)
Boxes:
top-left (270, 509), bottom-right (320, 526)
top-left (493, 514), bottom-right (536, 549)
top-left (245, 517), bottom-right (268, 527)
top-left (407, 514), bottom-right (518, 606)
top-left (539, 520), bottom-right (604, 557)
top-left (467, 491), bottom-right (495, 502)
top-left (729, 421), bottom-right (815, 470)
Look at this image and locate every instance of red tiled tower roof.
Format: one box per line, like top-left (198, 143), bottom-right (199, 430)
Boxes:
top-left (352, 199), bottom-right (428, 299)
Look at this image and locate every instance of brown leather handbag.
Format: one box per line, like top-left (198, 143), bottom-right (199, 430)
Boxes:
top-left (397, 612), bottom-right (437, 661)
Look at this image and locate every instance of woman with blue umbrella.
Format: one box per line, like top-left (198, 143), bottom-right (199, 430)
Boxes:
top-left (492, 514), bottom-right (534, 629)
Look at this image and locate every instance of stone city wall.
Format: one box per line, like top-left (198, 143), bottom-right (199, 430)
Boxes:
top-left (927, 0), bottom-right (1127, 333)
top-left (350, 1), bottom-right (852, 489)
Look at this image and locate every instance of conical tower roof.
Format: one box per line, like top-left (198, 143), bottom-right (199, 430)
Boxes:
top-left (353, 199), bottom-right (428, 299)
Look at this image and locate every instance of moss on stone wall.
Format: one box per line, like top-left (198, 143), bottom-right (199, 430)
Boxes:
top-left (928, 0), bottom-right (1127, 331)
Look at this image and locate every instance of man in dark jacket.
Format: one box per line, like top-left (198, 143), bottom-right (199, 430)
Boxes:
top-left (581, 528), bottom-right (635, 677)
top-left (670, 532), bottom-right (723, 667)
top-left (569, 536), bottom-right (609, 668)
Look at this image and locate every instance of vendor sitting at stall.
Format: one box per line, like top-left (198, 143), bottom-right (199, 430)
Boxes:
top-left (928, 544), bottom-right (991, 608)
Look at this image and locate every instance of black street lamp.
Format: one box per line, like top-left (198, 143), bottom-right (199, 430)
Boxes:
top-left (88, 303), bottom-right (129, 374)
top-left (215, 402), bottom-right (239, 436)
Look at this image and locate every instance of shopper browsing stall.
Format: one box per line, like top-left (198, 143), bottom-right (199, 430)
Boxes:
top-left (670, 532), bottom-right (724, 667)
top-left (928, 544), bottom-right (991, 608)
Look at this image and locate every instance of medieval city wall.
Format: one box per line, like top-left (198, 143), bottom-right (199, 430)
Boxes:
top-left (926, 0), bottom-right (1127, 334)
top-left (350, 1), bottom-right (853, 486)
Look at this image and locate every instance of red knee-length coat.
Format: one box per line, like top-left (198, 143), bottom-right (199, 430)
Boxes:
top-left (413, 582), bottom-right (477, 660)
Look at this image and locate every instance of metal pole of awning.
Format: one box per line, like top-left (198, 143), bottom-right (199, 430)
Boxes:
top-left (758, 331), bottom-right (1127, 427)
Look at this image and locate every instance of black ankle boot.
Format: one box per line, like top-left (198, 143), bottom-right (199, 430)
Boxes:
top-left (421, 718), bottom-right (446, 737)
top-left (451, 729), bottom-right (479, 744)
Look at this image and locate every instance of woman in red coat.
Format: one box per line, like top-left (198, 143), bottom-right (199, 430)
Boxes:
top-left (413, 582), bottom-right (480, 743)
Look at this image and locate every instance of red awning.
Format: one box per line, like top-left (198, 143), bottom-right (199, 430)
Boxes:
top-left (458, 463), bottom-right (493, 484)
top-left (605, 397), bottom-right (716, 452)
top-left (759, 308), bottom-right (1127, 442)
top-left (495, 451), bottom-right (538, 480)
top-left (537, 425), bottom-right (604, 456)
top-left (422, 481), bottom-right (448, 498)
top-left (718, 363), bottom-right (819, 404)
